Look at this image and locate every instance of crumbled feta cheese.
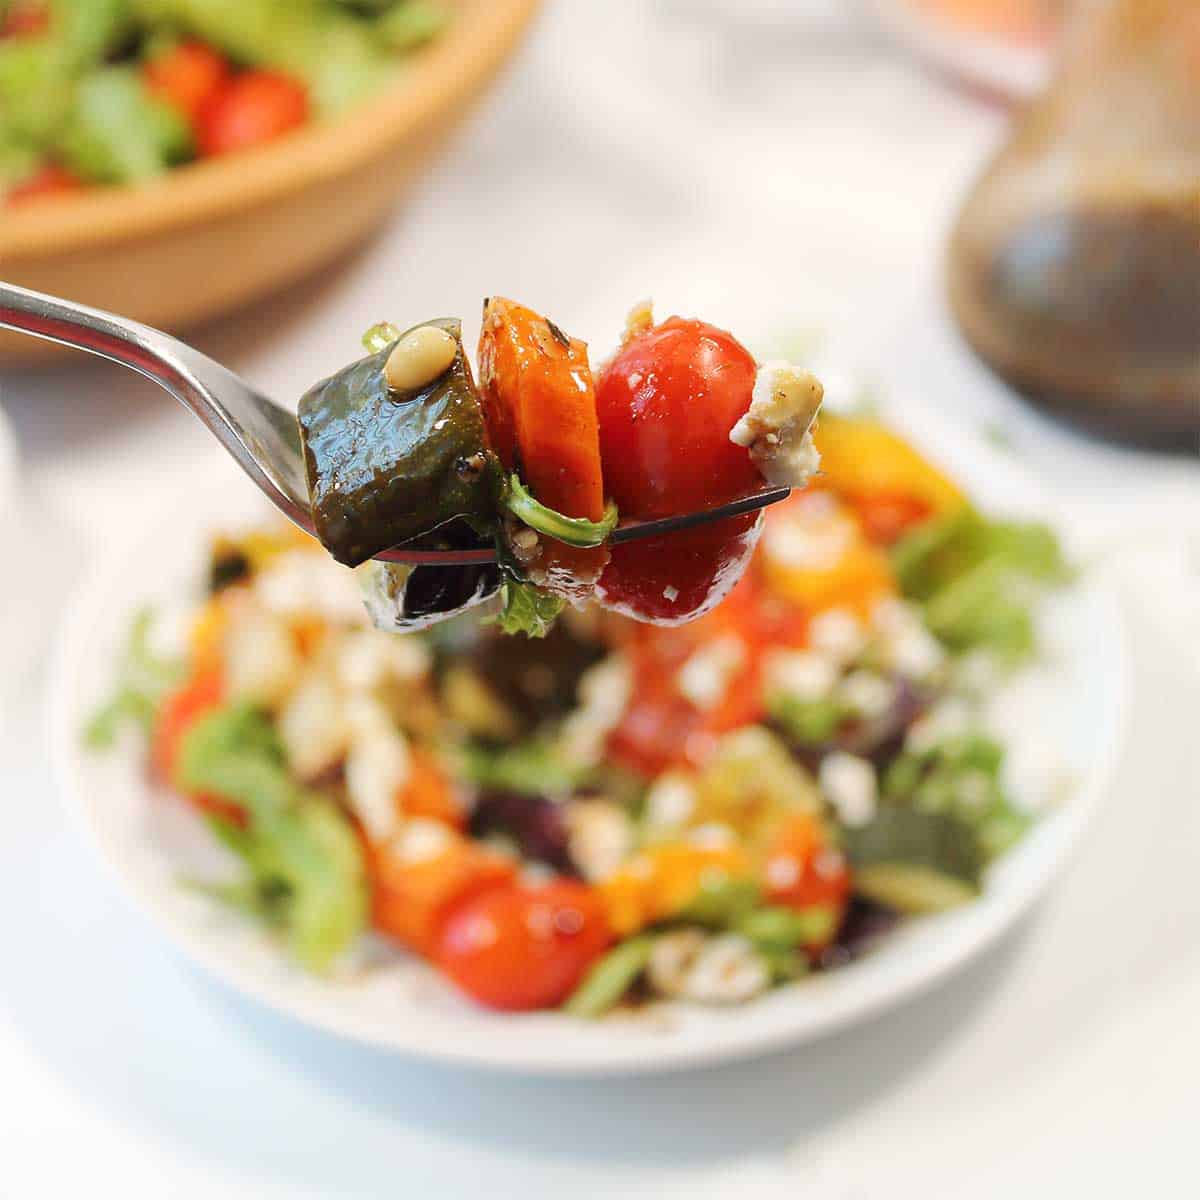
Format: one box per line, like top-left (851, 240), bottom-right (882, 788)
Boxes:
top-left (837, 669), bottom-right (895, 719)
top-left (808, 608), bottom-right (868, 665)
top-left (762, 648), bottom-right (840, 702)
top-left (676, 635), bottom-right (747, 710)
top-left (819, 753), bottom-right (878, 827)
top-left (729, 361), bottom-right (823, 488)
top-left (223, 609), bottom-right (302, 708)
top-left (647, 929), bottom-right (707, 997)
top-left (870, 597), bottom-right (945, 680)
top-left (889, 623), bottom-right (946, 681)
top-left (255, 549), bottom-right (366, 626)
top-left (955, 649), bottom-right (1001, 696)
top-left (644, 772), bottom-right (698, 829)
top-left (905, 697), bottom-right (973, 754)
top-left (687, 822), bottom-right (738, 850)
top-left (343, 695), bottom-right (410, 842)
top-left (390, 817), bottom-right (455, 864)
top-left (334, 628), bottom-right (431, 693)
top-left (566, 800), bottom-right (635, 882)
top-left (680, 934), bottom-right (770, 1005)
top-left (558, 654), bottom-right (633, 765)
top-left (278, 671), bottom-right (348, 780)
top-left (762, 518), bottom-right (851, 573)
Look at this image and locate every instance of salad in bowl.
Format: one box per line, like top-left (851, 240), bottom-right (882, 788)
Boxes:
top-left (87, 373), bottom-right (1072, 1017)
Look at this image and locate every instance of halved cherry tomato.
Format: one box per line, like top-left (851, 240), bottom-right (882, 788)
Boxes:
top-left (478, 297), bottom-right (605, 521)
top-left (144, 40), bottom-right (231, 124)
top-left (371, 835), bottom-right (514, 957)
top-left (151, 671), bottom-right (244, 825)
top-left (6, 164), bottom-right (84, 206)
top-left (597, 511), bottom-right (761, 627)
top-left (196, 71), bottom-right (308, 157)
top-left (435, 880), bottom-right (611, 1010)
top-left (761, 813), bottom-right (852, 954)
top-left (594, 317), bottom-right (763, 623)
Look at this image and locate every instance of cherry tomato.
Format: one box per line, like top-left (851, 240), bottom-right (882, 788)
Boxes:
top-left (5, 164), bottom-right (84, 206)
top-left (196, 71), bottom-right (309, 157)
top-left (151, 672), bottom-right (244, 825)
top-left (762, 814), bottom-right (852, 954)
top-left (597, 511), bottom-right (761, 627)
top-left (607, 571), bottom-right (771, 775)
top-left (595, 317), bottom-right (761, 520)
top-left (594, 318), bottom-right (764, 623)
top-left (849, 491), bottom-right (934, 546)
top-left (435, 880), bottom-right (611, 1011)
top-left (1, 3), bottom-right (48, 37)
top-left (143, 40), bottom-right (231, 124)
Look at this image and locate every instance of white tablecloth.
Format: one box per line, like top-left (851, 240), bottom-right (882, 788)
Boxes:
top-left (2, 3), bottom-right (1198, 1196)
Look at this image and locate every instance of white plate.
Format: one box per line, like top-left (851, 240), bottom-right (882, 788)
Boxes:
top-left (49, 431), bottom-right (1128, 1076)
top-left (867, 0), bottom-right (1053, 100)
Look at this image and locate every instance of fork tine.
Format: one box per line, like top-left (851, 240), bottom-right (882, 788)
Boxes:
top-left (372, 487), bottom-right (792, 566)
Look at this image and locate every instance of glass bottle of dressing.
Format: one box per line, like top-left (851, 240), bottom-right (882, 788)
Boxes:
top-left (947, 0), bottom-right (1200, 447)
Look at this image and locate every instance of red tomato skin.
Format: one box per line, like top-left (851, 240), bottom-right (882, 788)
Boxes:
top-left (850, 491), bottom-right (934, 546)
top-left (595, 317), bottom-right (761, 520)
top-left (6, 164), bottom-right (84, 206)
top-left (1, 3), bottom-right (48, 37)
top-left (435, 881), bottom-right (612, 1011)
top-left (143, 40), bottom-right (230, 123)
top-left (196, 71), bottom-right (309, 157)
top-left (597, 510), bottom-right (762, 626)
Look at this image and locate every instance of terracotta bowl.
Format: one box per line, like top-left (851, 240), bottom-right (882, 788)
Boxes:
top-left (0, 0), bottom-right (541, 364)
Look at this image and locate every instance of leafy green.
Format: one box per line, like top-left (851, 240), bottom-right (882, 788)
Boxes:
top-left (503, 473), bottom-right (619, 550)
top-left (361, 321), bottom-right (401, 353)
top-left (129, 0), bottom-right (389, 114)
top-left (84, 607), bottom-right (184, 748)
top-left (57, 67), bottom-right (192, 183)
top-left (883, 730), bottom-right (1029, 858)
top-left (736, 904), bottom-right (837, 951)
top-left (891, 508), bottom-right (1069, 662)
top-left (769, 694), bottom-right (852, 744)
top-left (676, 876), bottom-right (762, 928)
top-left (377, 0), bottom-right (451, 52)
top-left (563, 935), bottom-right (655, 1018)
top-left (178, 703), bottom-right (368, 972)
top-left (491, 578), bottom-right (565, 639)
top-left (459, 738), bottom-right (588, 796)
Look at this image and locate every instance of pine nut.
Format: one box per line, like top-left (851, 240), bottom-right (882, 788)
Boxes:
top-left (385, 325), bottom-right (457, 392)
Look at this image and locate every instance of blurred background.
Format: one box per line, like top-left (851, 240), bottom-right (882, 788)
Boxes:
top-left (1, 1), bottom-right (1197, 1197)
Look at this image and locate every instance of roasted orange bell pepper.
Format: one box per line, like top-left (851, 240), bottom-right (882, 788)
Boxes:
top-left (370, 835), bottom-right (515, 957)
top-left (813, 414), bottom-right (966, 524)
top-left (477, 297), bottom-right (606, 522)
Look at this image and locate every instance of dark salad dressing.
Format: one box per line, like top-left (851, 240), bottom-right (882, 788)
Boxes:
top-left (950, 195), bottom-right (1200, 447)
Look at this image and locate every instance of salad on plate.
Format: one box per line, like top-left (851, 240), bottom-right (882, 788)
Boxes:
top-left (1, 0), bottom-right (452, 204)
top-left (88, 301), bottom-right (1072, 1015)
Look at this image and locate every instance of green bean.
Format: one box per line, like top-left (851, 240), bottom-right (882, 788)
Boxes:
top-left (564, 936), bottom-right (655, 1018)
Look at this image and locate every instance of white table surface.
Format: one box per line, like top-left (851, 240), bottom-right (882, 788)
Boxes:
top-left (2, 3), bottom-right (1198, 1196)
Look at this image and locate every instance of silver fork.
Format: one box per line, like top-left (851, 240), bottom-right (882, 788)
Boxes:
top-left (0, 283), bottom-right (791, 565)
